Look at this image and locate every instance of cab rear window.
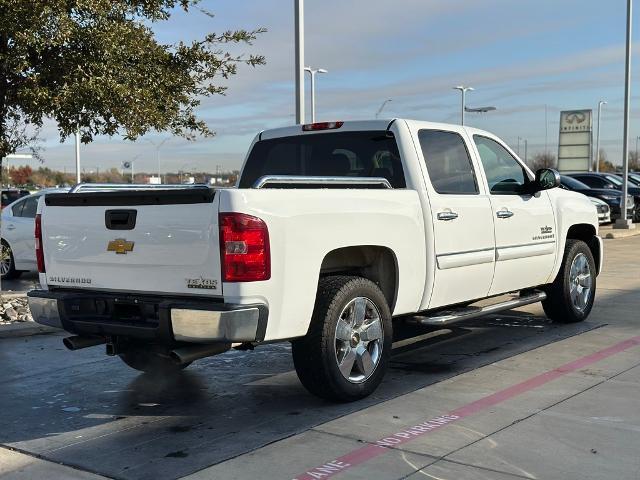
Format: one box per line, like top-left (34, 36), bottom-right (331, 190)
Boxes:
top-left (239, 131), bottom-right (406, 188)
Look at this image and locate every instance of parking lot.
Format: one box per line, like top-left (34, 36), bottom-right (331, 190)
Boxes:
top-left (0, 234), bottom-right (637, 479)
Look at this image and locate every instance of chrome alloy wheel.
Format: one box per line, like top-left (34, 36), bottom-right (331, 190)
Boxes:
top-left (334, 297), bottom-right (383, 384)
top-left (569, 252), bottom-right (592, 312)
top-left (0, 244), bottom-right (11, 276)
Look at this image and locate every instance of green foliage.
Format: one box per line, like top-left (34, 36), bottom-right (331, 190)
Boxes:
top-left (0, 1), bottom-right (265, 158)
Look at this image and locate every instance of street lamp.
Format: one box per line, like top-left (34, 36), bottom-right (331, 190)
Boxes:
top-left (375, 99), bottom-right (392, 119)
top-left (304, 66), bottom-right (327, 123)
top-left (595, 100), bottom-right (607, 172)
top-left (145, 138), bottom-right (169, 183)
top-left (614, 0), bottom-right (634, 230)
top-left (453, 85), bottom-right (474, 125)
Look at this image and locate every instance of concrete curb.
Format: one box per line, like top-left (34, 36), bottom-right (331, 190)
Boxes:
top-left (0, 321), bottom-right (60, 339)
top-left (0, 292), bottom-right (28, 299)
top-left (601, 227), bottom-right (640, 239)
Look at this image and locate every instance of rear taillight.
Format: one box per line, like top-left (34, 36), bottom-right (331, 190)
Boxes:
top-left (219, 213), bottom-right (270, 282)
top-left (35, 213), bottom-right (45, 273)
top-left (302, 121), bottom-right (344, 131)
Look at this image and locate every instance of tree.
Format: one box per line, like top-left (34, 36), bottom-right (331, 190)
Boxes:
top-left (597, 149), bottom-right (615, 172)
top-left (530, 152), bottom-right (556, 171)
top-left (8, 164), bottom-right (31, 185)
top-left (0, 1), bottom-right (265, 160)
top-left (629, 150), bottom-right (640, 171)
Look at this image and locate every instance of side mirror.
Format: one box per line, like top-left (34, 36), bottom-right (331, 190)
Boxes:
top-left (534, 168), bottom-right (560, 192)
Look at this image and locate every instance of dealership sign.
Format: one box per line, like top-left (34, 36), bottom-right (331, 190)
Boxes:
top-left (557, 109), bottom-right (593, 172)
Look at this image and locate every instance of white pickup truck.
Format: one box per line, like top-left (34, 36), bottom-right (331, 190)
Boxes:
top-left (28, 119), bottom-right (602, 401)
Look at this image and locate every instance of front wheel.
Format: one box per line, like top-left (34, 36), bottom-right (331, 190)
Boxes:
top-left (292, 275), bottom-right (392, 402)
top-left (542, 239), bottom-right (596, 323)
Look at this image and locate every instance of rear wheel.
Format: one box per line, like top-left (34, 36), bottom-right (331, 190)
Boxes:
top-left (119, 349), bottom-right (191, 374)
top-left (542, 239), bottom-right (596, 323)
top-left (292, 276), bottom-right (392, 402)
top-left (0, 241), bottom-right (21, 280)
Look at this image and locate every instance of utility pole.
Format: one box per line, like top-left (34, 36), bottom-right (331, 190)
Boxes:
top-left (595, 100), bottom-right (607, 172)
top-left (294, 0), bottom-right (305, 124)
top-left (615, 0), bottom-right (634, 229)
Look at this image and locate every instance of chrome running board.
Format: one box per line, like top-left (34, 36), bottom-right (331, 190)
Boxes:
top-left (409, 290), bottom-right (547, 327)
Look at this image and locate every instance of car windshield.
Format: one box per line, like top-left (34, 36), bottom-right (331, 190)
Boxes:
top-left (603, 174), bottom-right (623, 186)
top-left (239, 130), bottom-right (406, 188)
top-left (561, 176), bottom-right (590, 190)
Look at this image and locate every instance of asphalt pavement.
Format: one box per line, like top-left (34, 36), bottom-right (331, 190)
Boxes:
top-left (1, 272), bottom-right (39, 294)
top-left (1, 236), bottom-right (639, 480)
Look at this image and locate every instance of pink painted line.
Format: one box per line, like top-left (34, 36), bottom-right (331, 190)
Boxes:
top-left (293, 335), bottom-right (640, 480)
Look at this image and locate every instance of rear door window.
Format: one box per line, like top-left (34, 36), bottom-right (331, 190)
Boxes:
top-left (239, 131), bottom-right (406, 188)
top-left (418, 130), bottom-right (478, 194)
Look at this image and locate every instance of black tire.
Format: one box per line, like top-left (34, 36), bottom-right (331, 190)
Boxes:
top-left (0, 241), bottom-right (21, 280)
top-left (542, 239), bottom-right (596, 323)
top-left (292, 275), bottom-right (392, 402)
top-left (119, 349), bottom-right (191, 374)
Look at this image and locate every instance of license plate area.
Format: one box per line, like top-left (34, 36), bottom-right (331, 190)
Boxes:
top-left (64, 296), bottom-right (160, 327)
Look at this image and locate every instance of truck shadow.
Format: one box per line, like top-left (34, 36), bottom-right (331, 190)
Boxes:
top-left (0, 294), bottom-right (627, 480)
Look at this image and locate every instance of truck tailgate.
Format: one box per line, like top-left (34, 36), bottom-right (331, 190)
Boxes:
top-left (40, 189), bottom-right (222, 296)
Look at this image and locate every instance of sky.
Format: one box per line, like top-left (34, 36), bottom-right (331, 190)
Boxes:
top-left (11, 0), bottom-right (640, 174)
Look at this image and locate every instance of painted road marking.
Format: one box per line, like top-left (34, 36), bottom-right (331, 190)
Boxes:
top-left (292, 335), bottom-right (640, 480)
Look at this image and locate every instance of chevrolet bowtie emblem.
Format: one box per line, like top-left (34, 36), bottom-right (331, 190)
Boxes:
top-left (107, 238), bottom-right (135, 254)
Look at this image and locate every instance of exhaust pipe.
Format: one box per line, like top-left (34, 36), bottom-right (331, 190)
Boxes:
top-left (63, 335), bottom-right (106, 351)
top-left (169, 343), bottom-right (231, 365)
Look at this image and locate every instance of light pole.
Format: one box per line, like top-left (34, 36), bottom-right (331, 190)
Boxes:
top-left (595, 100), bottom-right (607, 172)
top-left (75, 129), bottom-right (81, 184)
top-left (304, 66), bottom-right (327, 123)
top-left (453, 86), bottom-right (474, 125)
top-left (615, 0), bottom-right (634, 229)
top-left (146, 138), bottom-right (169, 183)
top-left (524, 139), bottom-right (528, 164)
top-left (294, 0), bottom-right (305, 124)
top-left (375, 99), bottom-right (392, 119)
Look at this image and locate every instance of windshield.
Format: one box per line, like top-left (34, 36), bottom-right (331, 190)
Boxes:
top-left (560, 176), bottom-right (590, 190)
top-left (239, 130), bottom-right (406, 188)
top-left (603, 174), bottom-right (623, 186)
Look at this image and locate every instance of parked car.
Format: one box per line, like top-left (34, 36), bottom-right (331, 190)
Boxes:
top-left (1, 189), bottom-right (68, 279)
top-left (589, 197), bottom-right (611, 224)
top-left (559, 175), bottom-right (634, 221)
top-left (1, 189), bottom-right (30, 210)
top-left (617, 172), bottom-right (640, 187)
top-left (28, 120), bottom-right (602, 402)
top-left (566, 172), bottom-right (640, 222)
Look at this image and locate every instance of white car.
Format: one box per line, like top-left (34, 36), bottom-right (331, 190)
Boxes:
top-left (1, 189), bottom-right (67, 279)
top-left (29, 120), bottom-right (602, 401)
top-left (589, 197), bottom-right (611, 224)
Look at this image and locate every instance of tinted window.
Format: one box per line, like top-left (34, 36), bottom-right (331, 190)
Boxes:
top-left (560, 176), bottom-right (590, 190)
top-left (239, 131), bottom-right (406, 188)
top-left (474, 136), bottom-right (530, 194)
top-left (574, 176), bottom-right (609, 188)
top-left (418, 130), bottom-right (478, 194)
top-left (10, 199), bottom-right (26, 216)
top-left (20, 196), bottom-right (39, 218)
top-left (1, 190), bottom-right (28, 207)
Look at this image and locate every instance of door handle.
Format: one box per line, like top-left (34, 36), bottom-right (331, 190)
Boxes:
top-left (437, 211), bottom-right (459, 221)
top-left (496, 209), bottom-right (514, 219)
top-left (5, 224), bottom-right (15, 230)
